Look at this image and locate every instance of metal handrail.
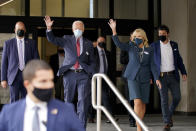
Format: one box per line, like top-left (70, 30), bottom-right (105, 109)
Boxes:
top-left (91, 73), bottom-right (150, 131)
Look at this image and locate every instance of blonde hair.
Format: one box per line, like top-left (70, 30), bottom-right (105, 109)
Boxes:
top-left (132, 28), bottom-right (149, 47)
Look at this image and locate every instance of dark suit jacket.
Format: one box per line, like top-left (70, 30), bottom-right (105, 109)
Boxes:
top-left (46, 31), bottom-right (96, 77)
top-left (94, 47), bottom-right (114, 80)
top-left (151, 40), bottom-right (187, 81)
top-left (49, 53), bottom-right (59, 82)
top-left (1, 38), bottom-right (39, 85)
top-left (0, 98), bottom-right (85, 131)
top-left (112, 35), bottom-right (159, 83)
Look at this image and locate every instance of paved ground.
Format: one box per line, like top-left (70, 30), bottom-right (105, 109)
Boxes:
top-left (86, 114), bottom-right (196, 131)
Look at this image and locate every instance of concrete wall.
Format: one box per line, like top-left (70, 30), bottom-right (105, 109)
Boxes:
top-left (187, 0), bottom-right (196, 112)
top-left (162, 0), bottom-right (196, 112)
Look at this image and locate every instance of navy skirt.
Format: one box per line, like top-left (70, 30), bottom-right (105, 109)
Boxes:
top-left (128, 80), bottom-right (151, 104)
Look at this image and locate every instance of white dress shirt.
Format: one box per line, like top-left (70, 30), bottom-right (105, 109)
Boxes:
top-left (70, 37), bottom-right (83, 69)
top-left (23, 95), bottom-right (48, 131)
top-left (160, 40), bottom-right (175, 72)
top-left (97, 46), bottom-right (108, 73)
top-left (16, 38), bottom-right (25, 64)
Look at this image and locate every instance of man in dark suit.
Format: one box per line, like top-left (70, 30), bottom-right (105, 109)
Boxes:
top-left (93, 36), bottom-right (116, 123)
top-left (1, 21), bottom-right (39, 103)
top-left (44, 16), bottom-right (96, 127)
top-left (0, 60), bottom-right (85, 131)
top-left (151, 25), bottom-right (187, 131)
top-left (49, 47), bottom-right (64, 100)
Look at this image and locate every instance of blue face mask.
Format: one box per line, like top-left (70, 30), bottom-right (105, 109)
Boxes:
top-left (134, 38), bottom-right (143, 46)
top-left (73, 29), bottom-right (83, 38)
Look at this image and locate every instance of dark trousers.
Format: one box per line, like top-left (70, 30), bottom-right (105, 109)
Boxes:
top-left (63, 70), bottom-right (91, 128)
top-left (88, 81), bottom-right (113, 120)
top-left (159, 74), bottom-right (181, 124)
top-left (9, 70), bottom-right (27, 103)
top-left (54, 76), bottom-right (64, 101)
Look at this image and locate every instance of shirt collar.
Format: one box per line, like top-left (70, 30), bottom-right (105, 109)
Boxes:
top-left (76, 36), bottom-right (83, 41)
top-left (16, 37), bottom-right (24, 42)
top-left (26, 95), bottom-right (47, 110)
top-left (160, 40), bottom-right (170, 45)
top-left (97, 46), bottom-right (104, 52)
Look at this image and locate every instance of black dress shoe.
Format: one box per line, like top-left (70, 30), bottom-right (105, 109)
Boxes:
top-left (106, 118), bottom-right (119, 123)
top-left (169, 119), bottom-right (173, 127)
top-left (163, 124), bottom-right (171, 131)
top-left (129, 122), bottom-right (136, 127)
top-left (88, 118), bottom-right (95, 123)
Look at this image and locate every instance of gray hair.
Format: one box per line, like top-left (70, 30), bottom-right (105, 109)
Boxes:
top-left (72, 20), bottom-right (85, 29)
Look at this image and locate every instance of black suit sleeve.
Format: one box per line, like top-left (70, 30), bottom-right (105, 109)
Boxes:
top-left (120, 50), bottom-right (129, 65)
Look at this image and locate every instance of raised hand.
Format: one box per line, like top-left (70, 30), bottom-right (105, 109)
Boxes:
top-left (108, 19), bottom-right (117, 35)
top-left (44, 16), bottom-right (54, 30)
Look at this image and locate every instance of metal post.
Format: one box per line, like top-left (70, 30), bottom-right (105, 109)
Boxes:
top-left (97, 77), bottom-right (102, 131)
top-left (91, 74), bottom-right (150, 131)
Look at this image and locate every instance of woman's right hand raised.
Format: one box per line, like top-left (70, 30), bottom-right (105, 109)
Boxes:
top-left (108, 19), bottom-right (117, 35)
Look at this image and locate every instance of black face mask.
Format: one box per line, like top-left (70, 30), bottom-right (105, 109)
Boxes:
top-left (159, 35), bottom-right (167, 42)
top-left (98, 42), bottom-right (106, 49)
top-left (58, 49), bottom-right (64, 54)
top-left (33, 87), bottom-right (53, 102)
top-left (17, 30), bottom-right (25, 37)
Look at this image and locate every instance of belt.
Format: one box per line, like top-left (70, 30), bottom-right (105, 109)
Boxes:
top-left (160, 71), bottom-right (175, 77)
top-left (69, 69), bottom-right (84, 73)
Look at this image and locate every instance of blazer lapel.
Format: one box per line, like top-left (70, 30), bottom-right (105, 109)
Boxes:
top-left (170, 42), bottom-right (175, 51)
top-left (24, 38), bottom-right (28, 63)
top-left (47, 100), bottom-right (58, 131)
top-left (157, 41), bottom-right (161, 66)
top-left (157, 41), bottom-right (161, 59)
top-left (170, 42), bottom-right (177, 60)
top-left (14, 38), bottom-right (19, 63)
top-left (81, 38), bottom-right (87, 56)
top-left (133, 46), bottom-right (141, 63)
top-left (72, 35), bottom-right (77, 56)
top-left (13, 99), bottom-right (26, 131)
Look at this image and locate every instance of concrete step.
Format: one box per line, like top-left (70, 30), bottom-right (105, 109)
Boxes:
top-left (87, 114), bottom-right (196, 131)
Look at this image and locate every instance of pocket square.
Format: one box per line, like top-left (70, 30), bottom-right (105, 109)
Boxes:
top-left (86, 52), bottom-right (89, 55)
top-left (144, 51), bottom-right (149, 55)
top-left (51, 108), bottom-right (58, 115)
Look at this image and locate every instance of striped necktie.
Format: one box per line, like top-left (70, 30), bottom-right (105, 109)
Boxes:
top-left (74, 38), bottom-right (80, 69)
top-left (18, 40), bottom-right (24, 70)
top-left (32, 106), bottom-right (40, 131)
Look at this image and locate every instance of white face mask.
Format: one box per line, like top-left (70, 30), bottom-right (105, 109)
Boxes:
top-left (73, 29), bottom-right (83, 38)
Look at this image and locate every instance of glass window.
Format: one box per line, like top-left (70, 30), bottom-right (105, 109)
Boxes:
top-left (46, 0), bottom-right (62, 17)
top-left (30, 0), bottom-right (91, 18)
top-left (0, 0), bottom-right (25, 16)
top-left (30, 0), bottom-right (62, 17)
top-left (30, 0), bottom-right (42, 16)
top-left (114, 0), bottom-right (148, 20)
top-left (64, 0), bottom-right (90, 17)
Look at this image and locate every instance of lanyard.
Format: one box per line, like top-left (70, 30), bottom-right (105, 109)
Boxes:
top-left (140, 46), bottom-right (144, 62)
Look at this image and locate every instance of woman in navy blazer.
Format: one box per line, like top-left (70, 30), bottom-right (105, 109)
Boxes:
top-left (108, 19), bottom-right (161, 131)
